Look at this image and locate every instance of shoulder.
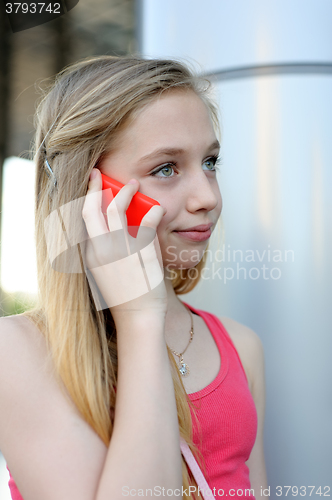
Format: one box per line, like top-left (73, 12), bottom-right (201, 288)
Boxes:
top-left (0, 316), bottom-right (108, 500)
top-left (219, 316), bottom-right (263, 354)
top-left (0, 314), bottom-right (47, 367)
top-left (0, 314), bottom-right (52, 400)
top-left (219, 316), bottom-right (265, 394)
top-left (0, 313), bottom-right (42, 336)
top-left (0, 313), bottom-right (35, 348)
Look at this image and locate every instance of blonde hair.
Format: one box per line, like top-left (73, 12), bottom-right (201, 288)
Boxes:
top-left (24, 55), bottom-right (219, 498)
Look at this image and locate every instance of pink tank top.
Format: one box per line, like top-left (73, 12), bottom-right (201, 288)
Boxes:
top-left (7, 306), bottom-right (257, 500)
top-left (185, 303), bottom-right (257, 498)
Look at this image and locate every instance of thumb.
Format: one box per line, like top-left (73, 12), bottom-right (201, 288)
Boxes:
top-left (139, 204), bottom-right (166, 230)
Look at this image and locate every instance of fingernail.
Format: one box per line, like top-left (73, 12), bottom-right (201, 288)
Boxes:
top-left (90, 169), bottom-right (98, 180)
top-left (127, 178), bottom-right (137, 185)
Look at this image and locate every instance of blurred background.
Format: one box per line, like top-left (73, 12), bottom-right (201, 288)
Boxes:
top-left (0, 1), bottom-right (331, 499)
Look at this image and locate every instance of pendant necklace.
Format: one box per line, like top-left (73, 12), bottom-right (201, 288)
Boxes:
top-left (168, 305), bottom-right (194, 377)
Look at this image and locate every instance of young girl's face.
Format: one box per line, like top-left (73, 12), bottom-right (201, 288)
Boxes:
top-left (99, 90), bottom-right (222, 269)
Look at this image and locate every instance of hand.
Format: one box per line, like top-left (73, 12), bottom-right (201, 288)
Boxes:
top-left (82, 168), bottom-right (168, 325)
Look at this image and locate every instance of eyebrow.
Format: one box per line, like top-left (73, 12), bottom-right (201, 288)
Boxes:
top-left (138, 140), bottom-right (221, 164)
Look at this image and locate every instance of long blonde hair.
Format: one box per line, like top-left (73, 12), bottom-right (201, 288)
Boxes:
top-left (24, 55), bottom-right (219, 498)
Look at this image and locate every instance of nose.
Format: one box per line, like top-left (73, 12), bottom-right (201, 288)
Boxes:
top-left (185, 170), bottom-right (220, 214)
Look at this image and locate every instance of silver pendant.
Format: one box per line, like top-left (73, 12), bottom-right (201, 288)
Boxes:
top-left (179, 362), bottom-right (190, 377)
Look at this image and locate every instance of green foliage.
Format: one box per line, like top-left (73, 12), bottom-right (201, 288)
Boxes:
top-left (0, 288), bottom-right (37, 317)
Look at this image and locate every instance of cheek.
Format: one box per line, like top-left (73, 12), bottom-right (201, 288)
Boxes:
top-left (215, 187), bottom-right (223, 216)
top-left (220, 192), bottom-right (223, 211)
top-left (154, 203), bottom-right (184, 266)
top-left (155, 213), bottom-right (172, 258)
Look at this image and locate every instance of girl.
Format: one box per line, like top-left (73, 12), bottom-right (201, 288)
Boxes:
top-left (0, 56), bottom-right (268, 500)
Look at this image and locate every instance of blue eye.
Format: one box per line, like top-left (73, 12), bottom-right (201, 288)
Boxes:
top-left (202, 156), bottom-right (220, 171)
top-left (151, 164), bottom-right (176, 178)
top-left (150, 156), bottom-right (221, 178)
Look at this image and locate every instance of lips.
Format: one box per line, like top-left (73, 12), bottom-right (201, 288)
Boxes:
top-left (173, 223), bottom-right (213, 242)
top-left (176, 223), bottom-right (213, 232)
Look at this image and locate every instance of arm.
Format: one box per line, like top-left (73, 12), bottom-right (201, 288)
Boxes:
top-left (0, 312), bottom-right (182, 500)
top-left (97, 311), bottom-right (183, 498)
top-left (220, 317), bottom-right (269, 499)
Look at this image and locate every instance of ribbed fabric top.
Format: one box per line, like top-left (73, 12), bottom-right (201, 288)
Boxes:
top-left (184, 303), bottom-right (257, 499)
top-left (7, 472), bottom-right (22, 500)
top-left (7, 305), bottom-right (257, 500)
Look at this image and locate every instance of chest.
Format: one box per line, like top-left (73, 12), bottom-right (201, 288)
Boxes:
top-left (170, 314), bottom-right (221, 395)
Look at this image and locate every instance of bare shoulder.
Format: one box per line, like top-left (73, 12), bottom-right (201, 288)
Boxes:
top-left (0, 314), bottom-right (107, 500)
top-left (0, 312), bottom-right (82, 435)
top-left (0, 313), bottom-right (81, 423)
top-left (0, 313), bottom-right (43, 353)
top-left (0, 313), bottom-right (43, 337)
top-left (219, 316), bottom-right (265, 392)
top-left (0, 313), bottom-right (60, 415)
top-left (219, 316), bottom-right (263, 353)
top-left (0, 314), bottom-right (50, 378)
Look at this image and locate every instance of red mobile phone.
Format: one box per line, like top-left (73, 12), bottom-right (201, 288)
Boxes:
top-left (101, 172), bottom-right (160, 237)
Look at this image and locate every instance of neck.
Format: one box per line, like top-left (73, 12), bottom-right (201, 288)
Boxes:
top-left (164, 267), bottom-right (185, 312)
top-left (163, 268), bottom-right (193, 347)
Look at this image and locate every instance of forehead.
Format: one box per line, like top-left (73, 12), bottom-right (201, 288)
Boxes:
top-left (113, 90), bottom-right (217, 156)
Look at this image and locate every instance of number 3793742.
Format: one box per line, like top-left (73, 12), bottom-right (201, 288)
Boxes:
top-left (5, 3), bottom-right (61, 14)
top-left (276, 486), bottom-right (330, 497)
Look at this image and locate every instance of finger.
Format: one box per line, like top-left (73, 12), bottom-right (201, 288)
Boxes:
top-left (82, 168), bottom-right (109, 238)
top-left (140, 233), bottom-right (164, 289)
top-left (136, 205), bottom-right (165, 269)
top-left (139, 204), bottom-right (166, 230)
top-left (106, 179), bottom-right (139, 236)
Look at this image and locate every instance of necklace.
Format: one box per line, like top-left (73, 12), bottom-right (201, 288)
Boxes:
top-left (168, 305), bottom-right (194, 378)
